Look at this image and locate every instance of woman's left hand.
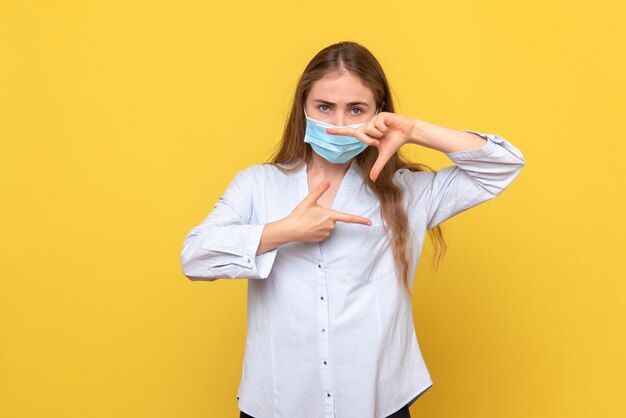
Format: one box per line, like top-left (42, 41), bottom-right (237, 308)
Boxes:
top-left (325, 112), bottom-right (417, 182)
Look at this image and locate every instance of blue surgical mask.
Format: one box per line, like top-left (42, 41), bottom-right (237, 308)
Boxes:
top-left (303, 109), bottom-right (378, 164)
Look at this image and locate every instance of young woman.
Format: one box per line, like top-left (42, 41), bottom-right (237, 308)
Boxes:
top-left (180, 41), bottom-right (525, 418)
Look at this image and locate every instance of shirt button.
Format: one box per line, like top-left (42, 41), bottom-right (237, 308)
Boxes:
top-left (321, 328), bottom-right (325, 333)
top-left (318, 264), bottom-right (321, 268)
top-left (327, 393), bottom-right (331, 397)
top-left (320, 296), bottom-right (324, 300)
top-left (323, 360), bottom-right (327, 365)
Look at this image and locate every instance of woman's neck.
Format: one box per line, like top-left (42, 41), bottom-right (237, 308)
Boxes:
top-left (306, 153), bottom-right (353, 181)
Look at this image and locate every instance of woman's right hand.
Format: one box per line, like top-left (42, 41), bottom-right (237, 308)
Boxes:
top-left (284, 178), bottom-right (372, 243)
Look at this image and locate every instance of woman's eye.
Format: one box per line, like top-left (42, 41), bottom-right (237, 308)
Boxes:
top-left (317, 105), bottom-right (363, 114)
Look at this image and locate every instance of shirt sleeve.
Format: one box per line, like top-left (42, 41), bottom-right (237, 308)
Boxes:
top-left (395, 131), bottom-right (526, 230)
top-left (180, 166), bottom-right (278, 281)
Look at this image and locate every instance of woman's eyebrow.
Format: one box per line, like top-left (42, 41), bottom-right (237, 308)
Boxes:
top-left (313, 99), bottom-right (369, 107)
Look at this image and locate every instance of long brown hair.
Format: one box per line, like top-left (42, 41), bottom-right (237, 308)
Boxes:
top-left (265, 41), bottom-right (446, 296)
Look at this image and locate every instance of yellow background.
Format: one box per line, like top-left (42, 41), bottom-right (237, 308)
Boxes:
top-left (1, 1), bottom-right (624, 417)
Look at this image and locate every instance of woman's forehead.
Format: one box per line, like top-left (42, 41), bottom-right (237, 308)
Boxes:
top-left (309, 72), bottom-right (375, 104)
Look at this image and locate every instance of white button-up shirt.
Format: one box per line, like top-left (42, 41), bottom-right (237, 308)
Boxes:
top-left (180, 131), bottom-right (525, 418)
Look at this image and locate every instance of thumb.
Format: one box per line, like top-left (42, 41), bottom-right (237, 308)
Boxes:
top-left (304, 178), bottom-right (330, 205)
top-left (370, 151), bottom-right (392, 182)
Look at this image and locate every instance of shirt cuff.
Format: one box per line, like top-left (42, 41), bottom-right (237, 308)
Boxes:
top-left (199, 223), bottom-right (278, 279)
top-left (247, 224), bottom-right (279, 279)
top-left (442, 131), bottom-right (496, 160)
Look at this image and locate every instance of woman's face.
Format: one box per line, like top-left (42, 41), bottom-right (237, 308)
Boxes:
top-left (305, 70), bottom-right (377, 127)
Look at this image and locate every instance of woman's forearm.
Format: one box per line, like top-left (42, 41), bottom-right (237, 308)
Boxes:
top-left (256, 218), bottom-right (296, 255)
top-left (409, 119), bottom-right (488, 153)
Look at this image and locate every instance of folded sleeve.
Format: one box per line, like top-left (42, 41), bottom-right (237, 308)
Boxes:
top-left (395, 131), bottom-right (526, 230)
top-left (180, 167), bottom-right (278, 281)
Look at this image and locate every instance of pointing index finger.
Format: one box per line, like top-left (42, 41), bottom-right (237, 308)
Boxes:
top-left (327, 209), bottom-right (372, 226)
top-left (326, 127), bottom-right (379, 146)
top-left (325, 127), bottom-right (357, 137)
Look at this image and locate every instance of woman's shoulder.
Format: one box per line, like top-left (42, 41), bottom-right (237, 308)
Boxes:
top-left (228, 161), bottom-right (299, 188)
top-left (248, 160), bottom-right (304, 178)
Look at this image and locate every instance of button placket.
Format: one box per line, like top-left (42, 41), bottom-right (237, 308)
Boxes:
top-left (316, 253), bottom-right (334, 416)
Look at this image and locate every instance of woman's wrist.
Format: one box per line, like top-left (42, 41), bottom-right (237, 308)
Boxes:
top-left (276, 217), bottom-right (299, 243)
top-left (407, 119), bottom-right (429, 147)
top-left (257, 218), bottom-right (296, 254)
